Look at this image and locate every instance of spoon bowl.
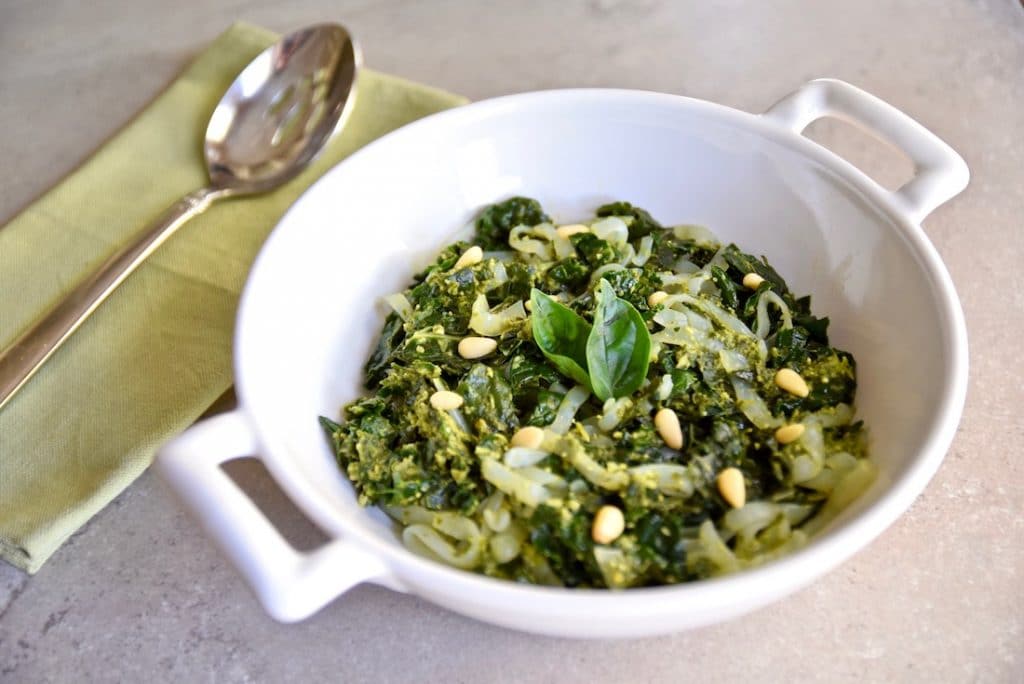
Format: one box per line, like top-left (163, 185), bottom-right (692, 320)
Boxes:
top-left (0, 24), bottom-right (361, 410)
top-left (206, 24), bottom-right (360, 193)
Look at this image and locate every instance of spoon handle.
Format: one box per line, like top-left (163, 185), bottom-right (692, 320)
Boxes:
top-left (0, 187), bottom-right (223, 410)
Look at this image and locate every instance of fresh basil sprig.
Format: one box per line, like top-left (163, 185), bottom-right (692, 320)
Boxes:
top-left (530, 280), bottom-right (651, 401)
top-left (586, 279), bottom-right (651, 401)
top-left (529, 289), bottom-right (592, 388)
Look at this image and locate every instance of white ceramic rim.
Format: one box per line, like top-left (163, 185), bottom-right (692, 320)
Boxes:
top-left (234, 88), bottom-right (968, 611)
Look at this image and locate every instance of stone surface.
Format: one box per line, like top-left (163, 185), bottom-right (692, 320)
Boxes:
top-left (1, 0), bottom-right (1022, 681)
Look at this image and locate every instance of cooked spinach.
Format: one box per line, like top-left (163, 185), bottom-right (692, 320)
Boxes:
top-left (596, 200), bottom-right (662, 239)
top-left (475, 196), bottom-right (549, 251)
top-left (323, 198), bottom-right (872, 589)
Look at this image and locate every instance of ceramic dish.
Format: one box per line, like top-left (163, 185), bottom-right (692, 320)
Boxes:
top-left (157, 79), bottom-right (968, 638)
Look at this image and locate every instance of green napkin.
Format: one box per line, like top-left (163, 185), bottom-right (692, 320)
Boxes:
top-left (0, 22), bottom-right (466, 573)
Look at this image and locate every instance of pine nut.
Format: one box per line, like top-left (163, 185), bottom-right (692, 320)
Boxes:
top-left (458, 336), bottom-right (498, 359)
top-left (591, 505), bottom-right (625, 544)
top-left (453, 245), bottom-right (483, 270)
top-left (775, 368), bottom-right (810, 397)
top-left (742, 272), bottom-right (765, 290)
top-left (774, 423), bottom-right (805, 444)
top-left (647, 290), bottom-right (669, 307)
top-left (429, 390), bottom-right (464, 411)
top-left (717, 467), bottom-right (746, 508)
top-left (511, 426), bottom-right (545, 450)
top-left (774, 421), bottom-right (806, 444)
top-left (556, 224), bottom-right (590, 239)
top-left (654, 407), bottom-right (684, 449)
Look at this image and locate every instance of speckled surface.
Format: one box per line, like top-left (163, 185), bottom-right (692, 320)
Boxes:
top-left (1, 1), bottom-right (1022, 681)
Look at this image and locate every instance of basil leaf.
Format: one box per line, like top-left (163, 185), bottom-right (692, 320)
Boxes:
top-left (530, 288), bottom-right (592, 387)
top-left (586, 279), bottom-right (652, 401)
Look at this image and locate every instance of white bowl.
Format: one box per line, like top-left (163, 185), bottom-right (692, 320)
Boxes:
top-left (157, 79), bottom-right (968, 638)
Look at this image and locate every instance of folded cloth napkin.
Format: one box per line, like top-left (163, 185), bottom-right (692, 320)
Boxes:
top-left (0, 22), bottom-right (466, 573)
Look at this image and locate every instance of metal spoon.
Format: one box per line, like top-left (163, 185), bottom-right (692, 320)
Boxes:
top-left (0, 24), bottom-right (361, 410)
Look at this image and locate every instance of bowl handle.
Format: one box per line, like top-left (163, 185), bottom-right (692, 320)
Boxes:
top-left (761, 78), bottom-right (968, 223)
top-left (156, 410), bottom-right (397, 622)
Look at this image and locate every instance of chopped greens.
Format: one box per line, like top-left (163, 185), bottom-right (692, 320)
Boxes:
top-left (475, 196), bottom-right (550, 251)
top-left (322, 197), bottom-right (873, 588)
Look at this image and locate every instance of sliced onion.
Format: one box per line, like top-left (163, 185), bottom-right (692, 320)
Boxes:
top-left (718, 348), bottom-right (749, 374)
top-left (591, 216), bottom-right (629, 245)
top-left (489, 529), bottom-right (524, 564)
top-left (654, 374), bottom-right (674, 401)
top-left (509, 226), bottom-right (552, 259)
top-left (722, 501), bottom-right (780, 538)
top-left (480, 492), bottom-right (510, 532)
top-left (667, 293), bottom-right (757, 340)
top-left (383, 292), bottom-right (413, 320)
top-left (628, 464), bottom-right (694, 497)
top-left (403, 524), bottom-right (481, 569)
top-left (731, 376), bottom-right (782, 430)
top-left (488, 260), bottom-right (509, 289)
top-left (560, 437), bottom-right (629, 491)
top-left (481, 458), bottom-right (554, 507)
top-left (753, 290), bottom-right (793, 338)
top-left (597, 397), bottom-right (633, 432)
top-left (593, 546), bottom-right (634, 588)
top-left (672, 224), bottom-right (720, 246)
top-left (469, 295), bottom-right (527, 336)
top-left (503, 446), bottom-right (549, 468)
top-left (687, 520), bottom-right (739, 575)
top-left (589, 263), bottom-right (626, 285)
top-left (517, 466), bottom-right (567, 490)
top-left (617, 243), bottom-right (636, 266)
top-left (672, 258), bottom-right (701, 275)
top-left (549, 385), bottom-right (591, 434)
top-left (631, 235), bottom-right (654, 266)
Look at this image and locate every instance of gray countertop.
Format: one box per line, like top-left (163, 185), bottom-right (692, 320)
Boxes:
top-left (2, 1), bottom-right (1023, 681)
